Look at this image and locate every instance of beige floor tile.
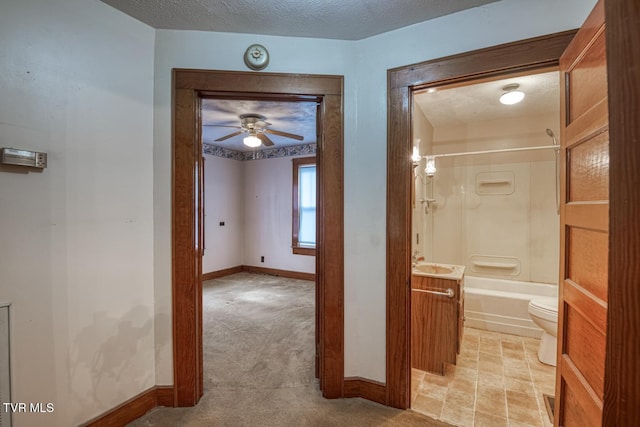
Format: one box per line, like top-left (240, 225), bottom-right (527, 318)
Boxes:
top-left (525, 352), bottom-right (541, 365)
top-left (479, 342), bottom-right (502, 354)
top-left (441, 404), bottom-right (474, 427)
top-left (503, 348), bottom-right (527, 360)
top-left (476, 395), bottom-right (507, 418)
top-left (477, 382), bottom-right (506, 401)
top-left (479, 351), bottom-right (503, 364)
top-left (411, 393), bottom-right (444, 419)
top-left (504, 358), bottom-right (529, 370)
top-left (412, 368), bottom-right (426, 381)
top-left (449, 377), bottom-right (477, 395)
top-left (460, 347), bottom-right (480, 360)
top-left (500, 333), bottom-right (524, 342)
top-left (464, 327), bottom-right (483, 336)
top-left (417, 382), bottom-right (448, 400)
top-left (529, 357), bottom-right (554, 370)
top-left (444, 387), bottom-right (476, 408)
top-left (456, 355), bottom-right (479, 370)
top-left (478, 358), bottom-right (504, 375)
top-left (501, 341), bottom-right (525, 353)
top-left (411, 328), bottom-right (545, 427)
top-left (534, 383), bottom-right (556, 397)
top-left (422, 371), bottom-right (454, 387)
top-left (475, 411), bottom-right (509, 427)
top-left (504, 377), bottom-right (536, 395)
top-left (462, 332), bottom-right (480, 343)
top-left (453, 366), bottom-right (479, 382)
top-left (506, 390), bottom-right (544, 425)
top-left (509, 422), bottom-right (542, 427)
top-left (531, 372), bottom-right (555, 389)
top-left (477, 372), bottom-right (505, 387)
top-left (504, 366), bottom-right (532, 382)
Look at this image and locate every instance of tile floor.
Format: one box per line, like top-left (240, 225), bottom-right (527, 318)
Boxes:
top-left (411, 327), bottom-right (556, 427)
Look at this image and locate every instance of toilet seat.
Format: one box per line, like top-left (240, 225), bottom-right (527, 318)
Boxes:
top-left (529, 297), bottom-right (558, 322)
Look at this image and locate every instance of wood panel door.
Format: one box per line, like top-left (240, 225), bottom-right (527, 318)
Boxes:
top-left (555, 1), bottom-right (609, 425)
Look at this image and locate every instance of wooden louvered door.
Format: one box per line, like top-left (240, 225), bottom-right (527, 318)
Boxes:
top-left (555, 1), bottom-right (609, 425)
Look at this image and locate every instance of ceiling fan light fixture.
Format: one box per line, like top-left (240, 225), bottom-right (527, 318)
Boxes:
top-left (243, 134), bottom-right (262, 147)
top-left (500, 83), bottom-right (525, 105)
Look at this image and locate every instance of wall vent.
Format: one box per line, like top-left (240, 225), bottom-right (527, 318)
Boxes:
top-left (0, 304), bottom-right (11, 427)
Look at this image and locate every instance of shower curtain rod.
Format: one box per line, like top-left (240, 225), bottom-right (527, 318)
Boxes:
top-left (424, 144), bottom-right (559, 159)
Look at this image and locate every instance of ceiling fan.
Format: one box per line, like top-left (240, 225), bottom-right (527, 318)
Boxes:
top-left (205, 113), bottom-right (304, 147)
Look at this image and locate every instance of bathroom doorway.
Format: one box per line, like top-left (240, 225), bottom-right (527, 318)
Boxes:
top-left (409, 68), bottom-right (561, 426)
top-left (385, 31), bottom-right (576, 410)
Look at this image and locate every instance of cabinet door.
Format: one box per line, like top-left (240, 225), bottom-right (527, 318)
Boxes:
top-left (411, 276), bottom-right (458, 375)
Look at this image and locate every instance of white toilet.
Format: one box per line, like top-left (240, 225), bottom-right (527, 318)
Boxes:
top-left (528, 297), bottom-right (559, 366)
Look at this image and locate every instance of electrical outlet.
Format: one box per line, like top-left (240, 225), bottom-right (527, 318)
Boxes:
top-left (260, 256), bottom-right (265, 263)
top-left (219, 221), bottom-right (225, 226)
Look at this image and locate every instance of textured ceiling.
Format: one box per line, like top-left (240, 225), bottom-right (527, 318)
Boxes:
top-left (100, 0), bottom-right (499, 40)
top-left (202, 99), bottom-right (317, 152)
top-left (204, 72), bottom-right (559, 152)
top-left (414, 71), bottom-right (560, 128)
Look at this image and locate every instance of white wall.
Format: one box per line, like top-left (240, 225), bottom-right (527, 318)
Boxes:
top-left (0, 0), bottom-right (155, 425)
top-left (203, 154), bottom-right (315, 274)
top-left (203, 155), bottom-right (244, 272)
top-left (243, 156), bottom-right (316, 273)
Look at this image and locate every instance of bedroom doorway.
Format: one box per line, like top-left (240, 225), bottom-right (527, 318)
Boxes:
top-left (172, 69), bottom-right (345, 406)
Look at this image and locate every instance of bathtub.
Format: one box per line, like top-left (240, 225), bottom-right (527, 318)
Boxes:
top-left (463, 275), bottom-right (557, 338)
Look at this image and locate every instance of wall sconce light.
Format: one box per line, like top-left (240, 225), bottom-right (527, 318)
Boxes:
top-left (243, 133), bottom-right (262, 147)
top-left (499, 83), bottom-right (525, 105)
top-left (412, 146), bottom-right (421, 164)
top-left (425, 156), bottom-right (437, 177)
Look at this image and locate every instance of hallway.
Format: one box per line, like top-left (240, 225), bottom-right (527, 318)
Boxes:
top-left (129, 273), bottom-right (449, 426)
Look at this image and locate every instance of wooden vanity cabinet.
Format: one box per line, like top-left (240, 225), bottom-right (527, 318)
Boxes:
top-left (411, 274), bottom-right (464, 375)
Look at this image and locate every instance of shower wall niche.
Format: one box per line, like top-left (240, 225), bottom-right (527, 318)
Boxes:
top-left (413, 113), bottom-right (560, 285)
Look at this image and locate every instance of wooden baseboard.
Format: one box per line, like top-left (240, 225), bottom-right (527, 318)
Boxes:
top-left (343, 377), bottom-right (387, 405)
top-left (202, 266), bottom-right (243, 281)
top-left (83, 386), bottom-right (175, 426)
top-left (241, 265), bottom-right (315, 281)
top-left (156, 385), bottom-right (176, 407)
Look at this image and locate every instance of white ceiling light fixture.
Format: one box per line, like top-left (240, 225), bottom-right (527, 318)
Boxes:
top-left (499, 83), bottom-right (525, 105)
top-left (243, 133), bottom-right (262, 147)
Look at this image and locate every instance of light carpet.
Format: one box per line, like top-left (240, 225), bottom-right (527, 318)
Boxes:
top-left (128, 272), bottom-right (450, 426)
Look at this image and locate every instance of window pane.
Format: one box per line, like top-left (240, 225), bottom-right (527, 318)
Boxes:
top-left (298, 165), bottom-right (316, 245)
top-left (299, 165), bottom-right (316, 208)
top-left (299, 207), bottom-right (316, 245)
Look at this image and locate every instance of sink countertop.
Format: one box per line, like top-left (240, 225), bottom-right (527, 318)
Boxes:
top-left (412, 262), bottom-right (465, 281)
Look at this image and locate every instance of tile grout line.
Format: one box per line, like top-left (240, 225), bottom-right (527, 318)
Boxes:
top-left (470, 334), bottom-right (480, 427)
top-left (499, 334), bottom-right (510, 427)
top-left (523, 340), bottom-right (549, 427)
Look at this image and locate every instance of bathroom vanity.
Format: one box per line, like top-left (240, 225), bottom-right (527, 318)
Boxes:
top-left (411, 263), bottom-right (465, 375)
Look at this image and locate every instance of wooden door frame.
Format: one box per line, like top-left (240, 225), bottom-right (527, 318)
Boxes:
top-left (603, 0), bottom-right (640, 424)
top-left (172, 69), bottom-right (344, 406)
top-left (385, 30), bottom-right (577, 409)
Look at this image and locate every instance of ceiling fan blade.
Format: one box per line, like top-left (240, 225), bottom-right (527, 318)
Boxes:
top-left (264, 129), bottom-right (304, 141)
top-left (214, 130), bottom-right (243, 142)
top-left (203, 125), bottom-right (242, 128)
top-left (258, 133), bottom-right (275, 147)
